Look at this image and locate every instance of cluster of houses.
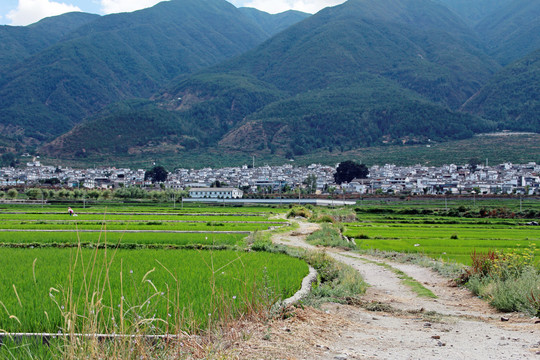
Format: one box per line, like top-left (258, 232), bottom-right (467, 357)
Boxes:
top-left (0, 160), bottom-right (539, 196)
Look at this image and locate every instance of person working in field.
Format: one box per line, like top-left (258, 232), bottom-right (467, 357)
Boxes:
top-left (68, 207), bottom-right (75, 216)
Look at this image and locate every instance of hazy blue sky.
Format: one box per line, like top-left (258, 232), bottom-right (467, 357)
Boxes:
top-left (0, 0), bottom-right (345, 26)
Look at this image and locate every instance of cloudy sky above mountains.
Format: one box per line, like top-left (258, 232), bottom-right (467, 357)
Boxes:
top-left (0, 0), bottom-right (345, 25)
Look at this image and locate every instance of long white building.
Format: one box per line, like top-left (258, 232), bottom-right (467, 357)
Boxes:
top-left (189, 187), bottom-right (243, 199)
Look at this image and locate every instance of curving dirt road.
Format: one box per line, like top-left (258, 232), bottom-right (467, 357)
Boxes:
top-left (235, 219), bottom-right (540, 359)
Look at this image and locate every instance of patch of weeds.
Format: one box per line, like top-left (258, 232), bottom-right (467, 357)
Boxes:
top-left (361, 249), bottom-right (465, 279)
top-left (463, 244), bottom-right (540, 315)
top-left (306, 223), bottom-right (355, 249)
top-left (262, 327), bottom-right (272, 341)
top-left (362, 301), bottom-right (396, 313)
top-left (146, 221), bottom-right (162, 225)
top-left (303, 251), bottom-right (367, 305)
top-left (287, 206), bottom-right (312, 219)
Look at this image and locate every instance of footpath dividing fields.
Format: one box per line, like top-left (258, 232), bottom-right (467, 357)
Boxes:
top-left (234, 219), bottom-right (540, 359)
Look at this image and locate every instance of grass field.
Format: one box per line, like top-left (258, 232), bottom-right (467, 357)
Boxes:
top-left (0, 221), bottom-right (275, 231)
top-left (0, 203), bottom-right (288, 215)
top-left (0, 231), bottom-right (247, 247)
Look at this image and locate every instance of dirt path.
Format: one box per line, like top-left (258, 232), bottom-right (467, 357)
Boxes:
top-left (235, 219), bottom-right (540, 359)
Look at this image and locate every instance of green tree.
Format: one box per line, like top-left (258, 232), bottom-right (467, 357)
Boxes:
top-left (210, 180), bottom-right (228, 188)
top-left (87, 190), bottom-right (100, 199)
top-left (334, 160), bottom-right (369, 184)
top-left (468, 157), bottom-right (481, 172)
top-left (145, 166), bottom-right (168, 183)
top-left (101, 190), bottom-right (111, 200)
top-left (25, 188), bottom-right (42, 200)
top-left (7, 189), bottom-right (18, 199)
top-left (303, 174), bottom-right (317, 194)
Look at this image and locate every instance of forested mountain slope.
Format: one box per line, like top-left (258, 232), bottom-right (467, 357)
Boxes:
top-left (44, 0), bottom-right (499, 158)
top-left (0, 12), bottom-right (99, 72)
top-left (474, 0), bottom-right (540, 65)
top-left (0, 0), bottom-right (281, 144)
top-left (462, 49), bottom-right (540, 132)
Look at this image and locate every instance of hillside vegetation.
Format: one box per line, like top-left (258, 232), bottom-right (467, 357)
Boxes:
top-left (145, 0), bottom-right (499, 156)
top-left (0, 0), bottom-right (301, 147)
top-left (238, 8), bottom-right (311, 36)
top-left (462, 49), bottom-right (540, 132)
top-left (0, 0), bottom-right (538, 165)
top-left (474, 0), bottom-right (540, 65)
top-left (434, 0), bottom-right (512, 24)
top-left (0, 12), bottom-right (99, 72)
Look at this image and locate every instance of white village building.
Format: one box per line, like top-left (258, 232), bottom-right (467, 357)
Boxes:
top-left (189, 187), bottom-right (243, 199)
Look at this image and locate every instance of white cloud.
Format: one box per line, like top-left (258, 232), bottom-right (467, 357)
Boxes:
top-left (237, 0), bottom-right (345, 14)
top-left (7, 0), bottom-right (81, 26)
top-left (99, 0), bottom-right (166, 14)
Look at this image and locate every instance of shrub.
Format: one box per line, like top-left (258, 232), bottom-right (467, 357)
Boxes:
top-left (306, 224), bottom-right (355, 249)
top-left (316, 215), bottom-right (336, 223)
top-left (287, 206), bottom-right (312, 219)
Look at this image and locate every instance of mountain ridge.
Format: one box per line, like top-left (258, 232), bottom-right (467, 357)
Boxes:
top-left (0, 0), bottom-right (309, 144)
top-left (42, 0), bottom-right (501, 160)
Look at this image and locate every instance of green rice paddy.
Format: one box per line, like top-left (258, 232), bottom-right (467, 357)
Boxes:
top-left (0, 204), bottom-right (305, 336)
top-left (0, 248), bottom-right (309, 333)
top-left (345, 212), bottom-right (540, 265)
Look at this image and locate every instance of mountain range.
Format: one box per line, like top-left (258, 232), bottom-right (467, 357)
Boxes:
top-left (0, 0), bottom-right (539, 165)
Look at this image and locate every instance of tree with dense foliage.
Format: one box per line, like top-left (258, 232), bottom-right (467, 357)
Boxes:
top-left (334, 161), bottom-right (369, 184)
top-left (145, 166), bottom-right (168, 183)
top-left (303, 174), bottom-right (317, 194)
top-left (7, 189), bottom-right (18, 199)
top-left (468, 157), bottom-right (482, 172)
top-left (25, 188), bottom-right (42, 200)
top-left (210, 180), bottom-right (228, 188)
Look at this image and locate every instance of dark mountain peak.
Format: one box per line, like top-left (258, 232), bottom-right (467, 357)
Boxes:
top-left (27, 11), bottom-right (100, 31)
top-left (238, 7), bottom-right (311, 36)
top-left (434, 0), bottom-right (513, 24)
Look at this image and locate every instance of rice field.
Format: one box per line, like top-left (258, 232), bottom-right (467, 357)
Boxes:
top-left (0, 231), bottom-right (246, 247)
top-left (0, 203), bottom-right (307, 341)
top-left (0, 204), bottom-right (287, 248)
top-left (0, 248), bottom-right (309, 333)
top-left (0, 203), bottom-right (287, 215)
top-left (345, 212), bottom-right (540, 264)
